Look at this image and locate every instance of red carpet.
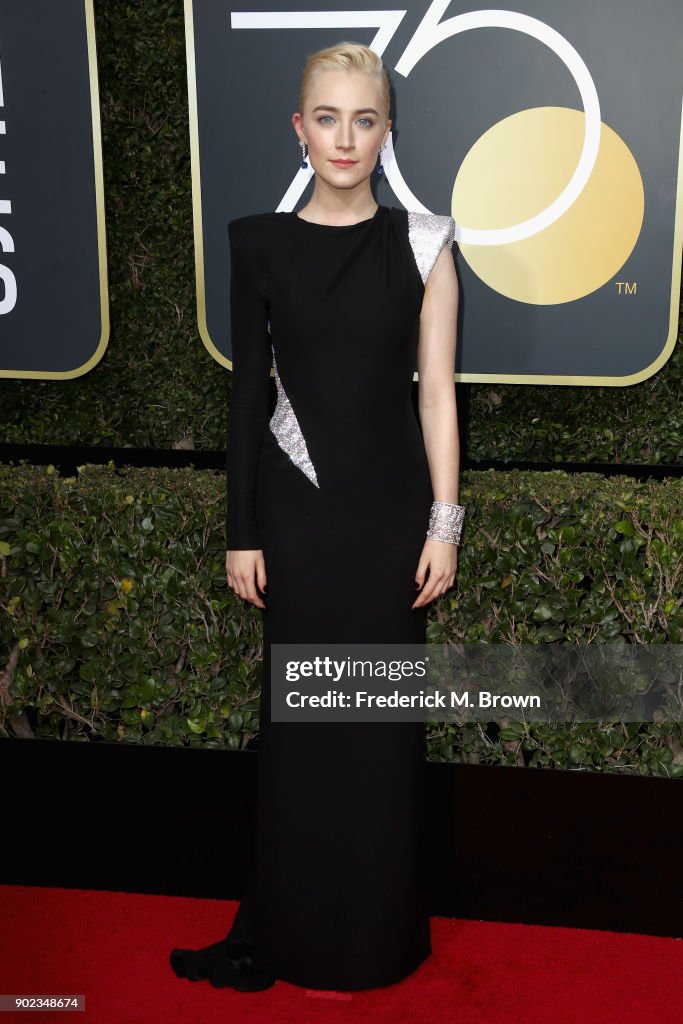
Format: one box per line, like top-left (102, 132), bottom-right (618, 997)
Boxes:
top-left (0, 885), bottom-right (680, 1023)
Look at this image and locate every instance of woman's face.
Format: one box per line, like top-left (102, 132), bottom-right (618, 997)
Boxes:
top-left (295, 69), bottom-right (390, 191)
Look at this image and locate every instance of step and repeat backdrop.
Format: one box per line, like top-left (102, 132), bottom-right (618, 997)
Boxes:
top-left (0, 1), bottom-right (681, 386)
top-left (0, 0), bottom-right (108, 379)
top-left (186, 0), bottom-right (683, 386)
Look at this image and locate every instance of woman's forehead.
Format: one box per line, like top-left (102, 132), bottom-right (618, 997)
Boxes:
top-left (306, 68), bottom-right (382, 105)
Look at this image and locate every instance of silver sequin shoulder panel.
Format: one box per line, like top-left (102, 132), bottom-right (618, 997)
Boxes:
top-left (269, 347), bottom-right (320, 488)
top-left (407, 211), bottom-right (456, 285)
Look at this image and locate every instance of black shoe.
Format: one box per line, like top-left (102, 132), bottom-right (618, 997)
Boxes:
top-left (169, 938), bottom-right (253, 982)
top-left (208, 948), bottom-right (277, 992)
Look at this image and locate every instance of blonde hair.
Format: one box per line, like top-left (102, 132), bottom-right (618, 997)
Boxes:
top-left (298, 41), bottom-right (391, 122)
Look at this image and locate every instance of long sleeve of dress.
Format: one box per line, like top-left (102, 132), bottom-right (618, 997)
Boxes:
top-left (225, 219), bottom-right (272, 550)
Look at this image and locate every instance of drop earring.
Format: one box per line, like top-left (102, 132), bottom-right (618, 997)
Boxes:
top-left (299, 140), bottom-right (308, 169)
top-left (376, 144), bottom-right (385, 175)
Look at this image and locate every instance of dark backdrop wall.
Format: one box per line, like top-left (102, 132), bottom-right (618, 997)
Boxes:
top-left (0, 0), bottom-right (680, 463)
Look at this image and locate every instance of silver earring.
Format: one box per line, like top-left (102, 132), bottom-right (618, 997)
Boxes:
top-left (299, 140), bottom-right (308, 169)
top-left (377, 144), bottom-right (385, 175)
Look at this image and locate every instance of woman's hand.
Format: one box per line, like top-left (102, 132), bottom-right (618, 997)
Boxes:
top-left (226, 549), bottom-right (268, 609)
top-left (412, 538), bottom-right (458, 608)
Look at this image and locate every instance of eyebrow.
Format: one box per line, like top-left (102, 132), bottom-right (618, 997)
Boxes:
top-left (311, 105), bottom-right (379, 115)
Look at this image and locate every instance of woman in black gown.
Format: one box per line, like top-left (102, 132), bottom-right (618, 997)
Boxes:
top-left (171, 40), bottom-right (462, 992)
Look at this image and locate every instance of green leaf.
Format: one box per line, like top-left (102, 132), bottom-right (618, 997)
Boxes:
top-left (532, 602), bottom-right (554, 622)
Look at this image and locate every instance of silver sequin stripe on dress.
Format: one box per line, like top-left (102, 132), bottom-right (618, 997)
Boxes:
top-left (269, 346), bottom-right (320, 487)
top-left (407, 211), bottom-right (456, 284)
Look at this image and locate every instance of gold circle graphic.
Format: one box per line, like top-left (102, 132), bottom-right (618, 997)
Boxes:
top-left (451, 106), bottom-right (645, 304)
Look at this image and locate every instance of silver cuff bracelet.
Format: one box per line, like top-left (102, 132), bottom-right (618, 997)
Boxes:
top-left (427, 500), bottom-right (465, 546)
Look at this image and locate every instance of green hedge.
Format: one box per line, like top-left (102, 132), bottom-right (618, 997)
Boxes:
top-left (1, 462), bottom-right (680, 777)
top-left (0, 0), bottom-right (680, 464)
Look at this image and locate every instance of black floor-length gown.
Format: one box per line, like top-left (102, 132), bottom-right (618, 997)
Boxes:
top-left (224, 203), bottom-right (456, 990)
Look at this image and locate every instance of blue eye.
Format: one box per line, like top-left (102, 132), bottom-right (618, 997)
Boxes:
top-left (316, 115), bottom-right (374, 127)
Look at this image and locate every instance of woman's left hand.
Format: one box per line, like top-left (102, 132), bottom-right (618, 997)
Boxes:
top-left (412, 538), bottom-right (458, 608)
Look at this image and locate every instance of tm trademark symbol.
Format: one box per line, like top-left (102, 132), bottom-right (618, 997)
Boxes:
top-left (616, 281), bottom-right (637, 295)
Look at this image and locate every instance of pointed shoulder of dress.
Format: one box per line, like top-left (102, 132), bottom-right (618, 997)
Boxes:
top-left (227, 212), bottom-right (291, 265)
top-left (228, 210), bottom-right (289, 243)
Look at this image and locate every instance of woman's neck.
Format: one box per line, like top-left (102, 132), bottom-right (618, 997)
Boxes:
top-left (298, 185), bottom-right (378, 226)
